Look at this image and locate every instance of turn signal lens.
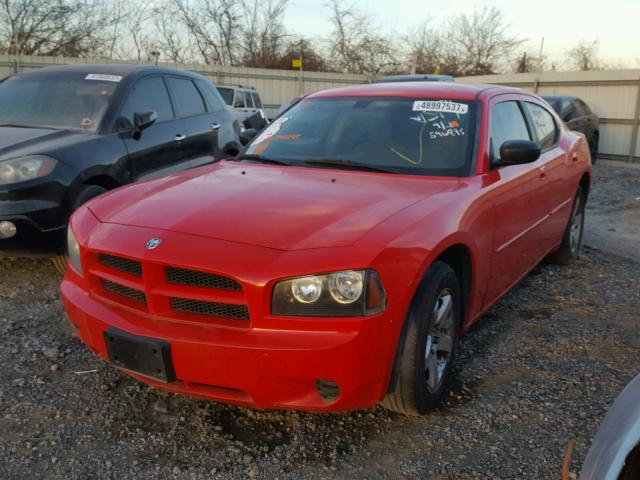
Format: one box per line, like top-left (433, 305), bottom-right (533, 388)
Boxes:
top-left (67, 226), bottom-right (83, 275)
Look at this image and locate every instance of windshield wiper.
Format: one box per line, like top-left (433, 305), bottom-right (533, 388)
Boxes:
top-left (236, 153), bottom-right (290, 166)
top-left (303, 159), bottom-right (397, 174)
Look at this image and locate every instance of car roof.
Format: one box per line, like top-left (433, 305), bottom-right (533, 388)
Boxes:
top-left (541, 94), bottom-right (574, 101)
top-left (13, 64), bottom-right (205, 79)
top-left (308, 82), bottom-right (519, 101)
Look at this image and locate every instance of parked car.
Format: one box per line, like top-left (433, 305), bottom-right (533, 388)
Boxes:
top-left (580, 374), bottom-right (640, 479)
top-left (542, 95), bottom-right (599, 162)
top-left (61, 83), bottom-right (591, 414)
top-left (216, 85), bottom-right (266, 123)
top-left (376, 74), bottom-right (455, 83)
top-left (0, 64), bottom-right (241, 268)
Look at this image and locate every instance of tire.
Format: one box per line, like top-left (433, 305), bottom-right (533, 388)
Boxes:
top-left (620, 444), bottom-right (640, 480)
top-left (381, 261), bottom-right (461, 416)
top-left (51, 184), bottom-right (108, 275)
top-left (589, 133), bottom-right (599, 164)
top-left (546, 186), bottom-right (586, 265)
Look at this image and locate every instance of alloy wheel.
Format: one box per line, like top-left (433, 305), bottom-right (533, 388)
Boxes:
top-left (569, 195), bottom-right (583, 254)
top-left (425, 289), bottom-right (455, 393)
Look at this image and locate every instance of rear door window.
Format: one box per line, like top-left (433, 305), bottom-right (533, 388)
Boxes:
top-left (524, 102), bottom-right (558, 150)
top-left (490, 101), bottom-right (531, 161)
top-left (120, 76), bottom-right (174, 125)
top-left (216, 87), bottom-right (234, 106)
top-left (251, 92), bottom-right (262, 109)
top-left (167, 77), bottom-right (206, 117)
top-left (196, 79), bottom-right (226, 112)
top-left (243, 91), bottom-right (254, 108)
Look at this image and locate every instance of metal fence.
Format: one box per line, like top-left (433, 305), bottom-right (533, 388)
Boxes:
top-left (458, 70), bottom-right (640, 162)
top-left (0, 54), bottom-right (368, 117)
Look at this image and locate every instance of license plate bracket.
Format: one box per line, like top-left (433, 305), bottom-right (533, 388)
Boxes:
top-left (104, 328), bottom-right (176, 383)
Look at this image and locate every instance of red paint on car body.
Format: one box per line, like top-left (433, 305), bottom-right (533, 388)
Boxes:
top-left (61, 83), bottom-right (591, 411)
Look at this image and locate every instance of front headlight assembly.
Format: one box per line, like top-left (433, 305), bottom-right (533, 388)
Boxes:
top-left (67, 226), bottom-right (83, 275)
top-left (0, 155), bottom-right (57, 185)
top-left (272, 270), bottom-right (386, 316)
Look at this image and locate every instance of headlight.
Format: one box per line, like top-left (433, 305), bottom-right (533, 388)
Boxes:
top-left (67, 226), bottom-right (83, 275)
top-left (272, 270), bottom-right (386, 316)
top-left (0, 155), bottom-right (57, 185)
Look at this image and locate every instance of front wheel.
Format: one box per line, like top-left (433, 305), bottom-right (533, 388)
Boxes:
top-left (381, 261), bottom-right (461, 415)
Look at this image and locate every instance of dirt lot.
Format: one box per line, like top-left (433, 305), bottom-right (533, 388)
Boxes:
top-left (1, 163), bottom-right (639, 480)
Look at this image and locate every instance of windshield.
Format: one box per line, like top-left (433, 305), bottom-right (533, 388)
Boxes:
top-left (0, 72), bottom-right (119, 131)
top-left (244, 97), bottom-right (476, 176)
top-left (216, 87), bottom-right (234, 106)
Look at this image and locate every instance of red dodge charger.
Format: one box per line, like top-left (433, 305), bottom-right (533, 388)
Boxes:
top-left (61, 83), bottom-right (591, 414)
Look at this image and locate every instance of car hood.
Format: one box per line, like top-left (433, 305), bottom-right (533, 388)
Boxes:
top-left (88, 161), bottom-right (458, 251)
top-left (0, 126), bottom-right (84, 159)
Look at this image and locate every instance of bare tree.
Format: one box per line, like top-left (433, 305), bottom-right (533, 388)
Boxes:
top-left (566, 40), bottom-right (601, 71)
top-left (447, 7), bottom-right (522, 76)
top-left (326, 0), bottom-right (399, 77)
top-left (0, 0), bottom-right (124, 57)
top-left (404, 20), bottom-right (443, 74)
top-left (276, 37), bottom-right (330, 72)
top-left (240, 0), bottom-right (289, 68)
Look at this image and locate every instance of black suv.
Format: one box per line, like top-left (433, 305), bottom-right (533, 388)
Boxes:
top-left (0, 64), bottom-right (241, 259)
top-left (542, 95), bottom-right (600, 162)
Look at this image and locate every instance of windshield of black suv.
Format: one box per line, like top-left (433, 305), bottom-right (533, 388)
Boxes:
top-left (0, 72), bottom-right (119, 131)
top-left (242, 97), bottom-right (476, 176)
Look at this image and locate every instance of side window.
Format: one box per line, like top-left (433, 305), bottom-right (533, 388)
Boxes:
top-left (560, 99), bottom-right (576, 122)
top-left (243, 91), bottom-right (254, 108)
top-left (251, 92), bottom-right (262, 109)
top-left (196, 79), bottom-right (226, 112)
top-left (233, 91), bottom-right (245, 108)
top-left (574, 99), bottom-right (589, 117)
top-left (120, 77), bottom-right (174, 125)
top-left (524, 102), bottom-right (558, 150)
top-left (166, 77), bottom-right (206, 117)
top-left (490, 101), bottom-right (531, 160)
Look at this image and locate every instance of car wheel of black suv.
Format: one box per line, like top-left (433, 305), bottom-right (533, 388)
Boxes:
top-left (546, 186), bottom-right (586, 266)
top-left (381, 261), bottom-right (461, 416)
top-left (52, 184), bottom-right (108, 275)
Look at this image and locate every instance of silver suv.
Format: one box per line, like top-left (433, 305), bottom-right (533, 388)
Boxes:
top-left (216, 85), bottom-right (265, 123)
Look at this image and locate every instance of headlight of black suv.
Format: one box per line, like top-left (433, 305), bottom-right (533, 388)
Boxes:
top-left (271, 270), bottom-right (386, 316)
top-left (0, 155), bottom-right (57, 185)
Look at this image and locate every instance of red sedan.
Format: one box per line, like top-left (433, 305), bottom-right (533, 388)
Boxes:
top-left (61, 83), bottom-right (591, 415)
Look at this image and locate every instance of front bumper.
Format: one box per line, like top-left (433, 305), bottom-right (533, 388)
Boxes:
top-left (0, 198), bottom-right (67, 255)
top-left (61, 278), bottom-right (391, 412)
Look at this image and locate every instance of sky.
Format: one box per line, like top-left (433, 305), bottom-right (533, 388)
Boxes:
top-left (283, 0), bottom-right (640, 67)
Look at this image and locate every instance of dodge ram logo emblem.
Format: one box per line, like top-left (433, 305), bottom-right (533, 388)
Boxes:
top-left (146, 238), bottom-right (162, 250)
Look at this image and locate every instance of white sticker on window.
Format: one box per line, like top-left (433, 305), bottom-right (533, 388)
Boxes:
top-left (252, 117), bottom-right (288, 145)
top-left (85, 74), bottom-right (122, 82)
top-left (413, 100), bottom-right (468, 114)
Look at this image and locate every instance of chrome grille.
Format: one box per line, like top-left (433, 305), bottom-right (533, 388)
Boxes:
top-left (166, 267), bottom-right (242, 291)
top-left (100, 254), bottom-right (142, 277)
top-left (170, 297), bottom-right (249, 320)
top-left (102, 279), bottom-right (147, 304)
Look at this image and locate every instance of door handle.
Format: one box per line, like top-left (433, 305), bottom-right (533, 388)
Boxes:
top-left (539, 166), bottom-right (547, 179)
top-left (211, 123), bottom-right (221, 130)
top-left (175, 134), bottom-right (186, 142)
top-left (572, 152), bottom-right (579, 162)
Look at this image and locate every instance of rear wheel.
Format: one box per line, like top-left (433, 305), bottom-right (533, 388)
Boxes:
top-left (52, 184), bottom-right (108, 275)
top-left (381, 261), bottom-right (461, 415)
top-left (546, 186), bottom-right (585, 265)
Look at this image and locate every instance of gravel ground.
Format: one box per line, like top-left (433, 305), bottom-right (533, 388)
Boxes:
top-left (1, 163), bottom-right (639, 479)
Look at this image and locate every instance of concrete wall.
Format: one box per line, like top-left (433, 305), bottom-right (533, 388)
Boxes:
top-left (0, 55), bottom-right (368, 117)
top-left (458, 70), bottom-right (640, 162)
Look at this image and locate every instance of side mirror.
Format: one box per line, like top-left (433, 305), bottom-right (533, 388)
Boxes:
top-left (132, 111), bottom-right (157, 138)
top-left (493, 140), bottom-right (541, 167)
top-left (239, 128), bottom-right (258, 146)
